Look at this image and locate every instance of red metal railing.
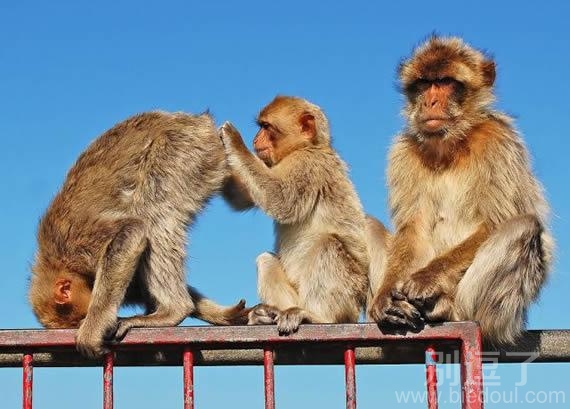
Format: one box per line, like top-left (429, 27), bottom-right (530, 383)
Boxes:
top-left (1, 322), bottom-right (489, 409)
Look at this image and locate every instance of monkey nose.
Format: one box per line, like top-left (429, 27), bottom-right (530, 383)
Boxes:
top-left (425, 98), bottom-right (438, 108)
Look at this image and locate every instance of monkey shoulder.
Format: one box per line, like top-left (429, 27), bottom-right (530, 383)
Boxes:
top-left (283, 147), bottom-right (345, 182)
top-left (470, 115), bottom-right (548, 225)
top-left (386, 136), bottom-right (423, 190)
top-left (472, 115), bottom-right (534, 174)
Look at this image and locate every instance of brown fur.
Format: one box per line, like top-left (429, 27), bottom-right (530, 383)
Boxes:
top-left (220, 96), bottom-right (369, 334)
top-left (29, 111), bottom-right (248, 358)
top-left (368, 37), bottom-right (554, 344)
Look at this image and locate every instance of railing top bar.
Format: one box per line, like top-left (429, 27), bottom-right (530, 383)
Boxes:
top-left (0, 323), bottom-right (568, 368)
top-left (0, 322), bottom-right (476, 349)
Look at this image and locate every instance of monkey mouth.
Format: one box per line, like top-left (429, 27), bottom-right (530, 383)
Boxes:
top-left (255, 149), bottom-right (273, 166)
top-left (420, 117), bottom-right (449, 133)
top-left (255, 148), bottom-right (270, 160)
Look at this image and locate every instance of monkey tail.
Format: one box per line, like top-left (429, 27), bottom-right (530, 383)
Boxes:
top-left (456, 216), bottom-right (552, 345)
top-left (187, 286), bottom-right (251, 325)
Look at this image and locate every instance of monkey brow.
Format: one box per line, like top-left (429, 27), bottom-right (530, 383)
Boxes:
top-left (256, 119), bottom-right (281, 134)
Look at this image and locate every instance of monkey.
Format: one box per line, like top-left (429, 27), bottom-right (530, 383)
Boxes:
top-left (29, 111), bottom-right (249, 358)
top-left (219, 96), bottom-right (369, 334)
top-left (367, 36), bottom-right (554, 344)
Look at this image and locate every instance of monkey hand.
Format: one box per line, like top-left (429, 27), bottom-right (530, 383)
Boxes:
top-left (219, 121), bottom-right (248, 156)
top-left (76, 317), bottom-right (116, 359)
top-left (368, 290), bottom-right (423, 330)
top-left (398, 267), bottom-right (450, 312)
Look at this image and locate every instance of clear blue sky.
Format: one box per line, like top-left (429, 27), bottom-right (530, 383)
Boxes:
top-left (0, 1), bottom-right (568, 408)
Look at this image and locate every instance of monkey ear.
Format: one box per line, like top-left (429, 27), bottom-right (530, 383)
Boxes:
top-left (54, 279), bottom-right (72, 305)
top-left (481, 60), bottom-right (496, 87)
top-left (300, 113), bottom-right (316, 140)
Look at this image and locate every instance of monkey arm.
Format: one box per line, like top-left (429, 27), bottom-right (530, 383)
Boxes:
top-left (367, 223), bottom-right (424, 327)
top-left (230, 150), bottom-right (317, 224)
top-left (380, 224), bottom-right (420, 291)
top-left (221, 123), bottom-right (318, 224)
top-left (413, 223), bottom-right (491, 287)
top-left (221, 174), bottom-right (255, 211)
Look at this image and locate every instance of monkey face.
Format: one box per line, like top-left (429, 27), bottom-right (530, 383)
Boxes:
top-left (253, 123), bottom-right (277, 166)
top-left (400, 36), bottom-right (497, 139)
top-left (254, 97), bottom-right (319, 167)
top-left (411, 77), bottom-right (464, 134)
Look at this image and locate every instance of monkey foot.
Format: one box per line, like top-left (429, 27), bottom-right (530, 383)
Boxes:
top-left (247, 304), bottom-right (280, 325)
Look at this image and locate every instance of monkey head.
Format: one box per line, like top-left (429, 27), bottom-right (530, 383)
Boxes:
top-left (29, 271), bottom-right (92, 328)
top-left (253, 96), bottom-right (330, 166)
top-left (399, 36), bottom-right (496, 138)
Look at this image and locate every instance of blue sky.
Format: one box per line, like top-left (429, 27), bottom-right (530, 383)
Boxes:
top-left (0, 1), bottom-right (568, 408)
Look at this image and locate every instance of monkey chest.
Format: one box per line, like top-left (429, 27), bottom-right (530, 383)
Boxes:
top-left (421, 177), bottom-right (479, 252)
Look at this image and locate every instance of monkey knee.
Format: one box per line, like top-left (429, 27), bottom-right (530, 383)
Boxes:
top-left (256, 252), bottom-right (280, 278)
top-left (476, 307), bottom-right (524, 345)
top-left (365, 216), bottom-right (390, 240)
top-left (157, 301), bottom-right (194, 325)
top-left (110, 219), bottom-right (147, 255)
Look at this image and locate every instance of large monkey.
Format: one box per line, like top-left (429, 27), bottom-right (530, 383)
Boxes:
top-left (29, 112), bottom-right (248, 358)
top-left (220, 96), bottom-right (369, 334)
top-left (368, 36), bottom-right (554, 344)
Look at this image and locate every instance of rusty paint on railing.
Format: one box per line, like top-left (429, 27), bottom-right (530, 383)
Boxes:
top-left (426, 346), bottom-right (439, 409)
top-left (344, 347), bottom-right (356, 409)
top-left (2, 322), bottom-right (488, 409)
top-left (22, 353), bottom-right (32, 409)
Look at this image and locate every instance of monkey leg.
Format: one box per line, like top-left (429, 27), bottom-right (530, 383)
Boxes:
top-left (364, 216), bottom-right (392, 312)
top-left (76, 219), bottom-right (147, 358)
top-left (256, 252), bottom-right (300, 309)
top-left (114, 229), bottom-right (195, 339)
top-left (248, 252), bottom-right (300, 326)
top-left (455, 214), bottom-right (552, 344)
top-left (283, 234), bottom-right (367, 334)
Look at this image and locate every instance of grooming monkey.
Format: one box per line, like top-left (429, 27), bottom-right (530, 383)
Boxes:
top-left (29, 111), bottom-right (248, 358)
top-left (220, 96), bottom-right (369, 333)
top-left (368, 36), bottom-right (554, 344)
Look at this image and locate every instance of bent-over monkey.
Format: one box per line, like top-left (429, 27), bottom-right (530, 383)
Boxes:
top-left (30, 111), bottom-right (248, 357)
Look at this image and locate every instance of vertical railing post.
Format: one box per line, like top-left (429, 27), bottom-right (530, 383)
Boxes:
top-left (344, 347), bottom-right (356, 409)
top-left (460, 326), bottom-right (484, 409)
top-left (22, 353), bottom-right (33, 409)
top-left (425, 346), bottom-right (438, 409)
top-left (263, 347), bottom-right (275, 409)
top-left (183, 348), bottom-right (194, 409)
top-left (103, 352), bottom-right (114, 409)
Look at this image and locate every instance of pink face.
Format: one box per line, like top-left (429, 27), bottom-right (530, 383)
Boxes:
top-left (253, 121), bottom-right (276, 166)
top-left (414, 77), bottom-right (461, 134)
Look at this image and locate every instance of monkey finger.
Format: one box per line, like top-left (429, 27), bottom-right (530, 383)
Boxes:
top-left (386, 305), bottom-right (423, 329)
top-left (247, 314), bottom-right (275, 325)
top-left (409, 291), bottom-right (440, 311)
top-left (248, 304), bottom-right (280, 325)
top-left (113, 325), bottom-right (129, 341)
top-left (381, 314), bottom-right (412, 328)
top-left (220, 121), bottom-right (243, 141)
top-left (391, 289), bottom-right (406, 301)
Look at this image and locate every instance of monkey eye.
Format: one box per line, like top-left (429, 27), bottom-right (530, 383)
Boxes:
top-left (257, 121), bottom-right (270, 130)
top-left (412, 78), bottom-right (431, 92)
top-left (436, 77), bottom-right (455, 86)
